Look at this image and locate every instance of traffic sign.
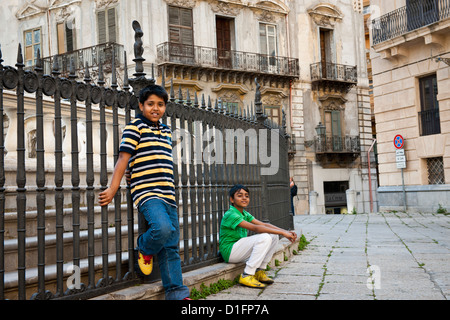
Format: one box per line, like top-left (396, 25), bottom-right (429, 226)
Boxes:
top-left (394, 134), bottom-right (404, 149)
top-left (396, 161), bottom-right (406, 169)
top-left (395, 145), bottom-right (406, 169)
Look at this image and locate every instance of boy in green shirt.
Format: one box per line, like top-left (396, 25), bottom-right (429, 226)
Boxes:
top-left (219, 185), bottom-right (297, 288)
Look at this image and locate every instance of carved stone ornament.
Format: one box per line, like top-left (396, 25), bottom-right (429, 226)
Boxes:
top-left (254, 9), bottom-right (277, 23)
top-left (308, 3), bottom-right (343, 28)
top-left (262, 93), bottom-right (281, 106)
top-left (164, 0), bottom-right (197, 9)
top-left (15, 0), bottom-right (82, 19)
top-left (320, 98), bottom-right (346, 112)
top-left (94, 0), bottom-right (119, 10)
top-left (208, 0), bottom-right (241, 16)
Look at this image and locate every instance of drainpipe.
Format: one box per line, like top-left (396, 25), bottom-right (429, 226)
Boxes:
top-left (368, 138), bottom-right (376, 213)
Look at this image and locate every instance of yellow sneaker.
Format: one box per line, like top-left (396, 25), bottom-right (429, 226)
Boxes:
top-left (255, 270), bottom-right (274, 284)
top-left (138, 251), bottom-right (153, 276)
top-left (239, 274), bottom-right (266, 288)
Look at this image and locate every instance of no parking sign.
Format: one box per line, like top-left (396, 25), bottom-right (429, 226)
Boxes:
top-left (394, 134), bottom-right (406, 169)
top-left (394, 134), bottom-right (404, 149)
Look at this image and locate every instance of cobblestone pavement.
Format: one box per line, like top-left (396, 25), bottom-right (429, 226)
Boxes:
top-left (205, 213), bottom-right (450, 300)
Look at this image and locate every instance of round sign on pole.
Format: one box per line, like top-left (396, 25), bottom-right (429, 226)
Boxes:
top-left (394, 134), bottom-right (404, 149)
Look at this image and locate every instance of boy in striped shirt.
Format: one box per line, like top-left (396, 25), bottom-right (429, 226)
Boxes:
top-left (98, 84), bottom-right (190, 300)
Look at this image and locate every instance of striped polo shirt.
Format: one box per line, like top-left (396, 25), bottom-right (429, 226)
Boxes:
top-left (119, 114), bottom-right (176, 208)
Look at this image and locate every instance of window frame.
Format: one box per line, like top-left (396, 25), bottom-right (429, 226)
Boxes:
top-left (97, 7), bottom-right (117, 44)
top-left (259, 23), bottom-right (278, 67)
top-left (168, 5), bottom-right (194, 45)
top-left (264, 105), bottom-right (281, 126)
top-left (418, 73), bottom-right (440, 136)
top-left (24, 27), bottom-right (42, 67)
top-left (57, 19), bottom-right (76, 54)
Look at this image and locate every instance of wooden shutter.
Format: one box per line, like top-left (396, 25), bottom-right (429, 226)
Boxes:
top-left (97, 10), bottom-right (106, 43)
top-left (57, 23), bottom-right (65, 54)
top-left (331, 110), bottom-right (342, 151)
top-left (107, 8), bottom-right (116, 42)
top-left (168, 6), bottom-right (193, 45)
top-left (259, 24), bottom-right (267, 55)
top-left (66, 21), bottom-right (74, 52)
top-left (97, 8), bottom-right (116, 43)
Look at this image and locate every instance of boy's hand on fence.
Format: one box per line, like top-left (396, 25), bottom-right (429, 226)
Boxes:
top-left (98, 187), bottom-right (116, 206)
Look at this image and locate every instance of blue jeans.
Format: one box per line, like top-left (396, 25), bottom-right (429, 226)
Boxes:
top-left (137, 198), bottom-right (189, 300)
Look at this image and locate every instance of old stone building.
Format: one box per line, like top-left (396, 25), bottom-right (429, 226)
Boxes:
top-left (370, 0), bottom-right (450, 212)
top-left (287, 0), bottom-right (375, 214)
top-left (1, 0), bottom-right (374, 215)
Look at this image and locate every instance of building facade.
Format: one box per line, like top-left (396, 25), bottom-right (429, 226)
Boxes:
top-left (1, 0), bottom-right (374, 215)
top-left (370, 0), bottom-right (450, 212)
top-left (287, 0), bottom-right (376, 215)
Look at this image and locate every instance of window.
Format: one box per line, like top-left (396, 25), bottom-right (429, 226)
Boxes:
top-left (418, 74), bottom-right (440, 136)
top-left (319, 28), bottom-right (334, 78)
top-left (264, 106), bottom-right (281, 126)
top-left (168, 6), bottom-right (193, 45)
top-left (167, 6), bottom-right (194, 63)
top-left (427, 157), bottom-right (444, 184)
top-left (216, 17), bottom-right (233, 69)
top-left (407, 0), bottom-right (440, 30)
top-left (57, 20), bottom-right (76, 54)
top-left (97, 7), bottom-right (116, 43)
top-left (325, 110), bottom-right (342, 151)
top-left (225, 102), bottom-right (239, 115)
top-left (24, 28), bottom-right (41, 67)
top-left (259, 23), bottom-right (277, 69)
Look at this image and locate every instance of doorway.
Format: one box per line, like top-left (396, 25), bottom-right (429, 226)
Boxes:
top-left (216, 17), bottom-right (233, 69)
top-left (319, 28), bottom-right (333, 78)
top-left (324, 181), bottom-right (348, 214)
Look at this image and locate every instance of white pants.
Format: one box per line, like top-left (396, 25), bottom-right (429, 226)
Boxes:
top-left (228, 233), bottom-right (279, 275)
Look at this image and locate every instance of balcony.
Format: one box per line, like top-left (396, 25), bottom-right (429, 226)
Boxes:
top-left (419, 109), bottom-right (441, 136)
top-left (28, 42), bottom-right (125, 86)
top-left (315, 135), bottom-right (360, 165)
top-left (156, 42), bottom-right (299, 82)
top-left (372, 0), bottom-right (450, 45)
top-left (310, 62), bottom-right (357, 93)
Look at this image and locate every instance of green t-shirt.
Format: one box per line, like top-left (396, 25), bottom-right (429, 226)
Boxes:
top-left (219, 205), bottom-right (255, 262)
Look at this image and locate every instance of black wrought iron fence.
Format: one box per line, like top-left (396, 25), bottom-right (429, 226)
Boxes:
top-left (0, 21), bottom-right (292, 300)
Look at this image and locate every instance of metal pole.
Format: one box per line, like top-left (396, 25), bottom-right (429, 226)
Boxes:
top-left (401, 168), bottom-right (406, 212)
top-left (367, 139), bottom-right (376, 213)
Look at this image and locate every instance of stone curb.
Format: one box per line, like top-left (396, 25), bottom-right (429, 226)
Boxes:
top-left (92, 229), bottom-right (301, 300)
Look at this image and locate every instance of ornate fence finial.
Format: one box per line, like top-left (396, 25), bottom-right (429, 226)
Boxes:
top-left (254, 77), bottom-right (266, 123)
top-left (123, 51), bottom-right (129, 90)
top-left (111, 47), bottom-right (117, 89)
top-left (132, 20), bottom-right (145, 78)
top-left (0, 44), bottom-right (3, 69)
top-left (69, 57), bottom-right (76, 79)
top-left (84, 62), bottom-right (91, 83)
top-left (129, 20), bottom-right (155, 100)
top-left (35, 48), bottom-right (43, 73)
top-left (16, 43), bottom-right (24, 68)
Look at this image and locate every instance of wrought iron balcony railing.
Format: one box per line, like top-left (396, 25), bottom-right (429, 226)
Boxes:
top-left (372, 0), bottom-right (450, 45)
top-left (315, 135), bottom-right (360, 153)
top-left (156, 42), bottom-right (299, 77)
top-left (27, 42), bottom-right (124, 77)
top-left (310, 62), bottom-right (357, 83)
top-left (419, 109), bottom-right (441, 136)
